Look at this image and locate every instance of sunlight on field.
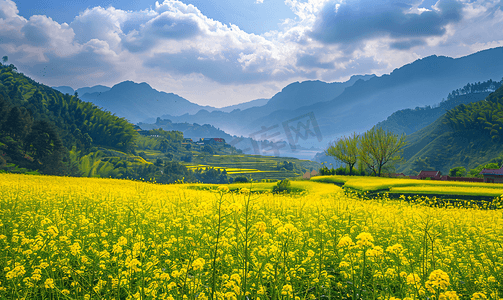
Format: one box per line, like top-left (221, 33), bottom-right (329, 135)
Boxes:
top-left (313, 175), bottom-right (503, 195)
top-left (0, 173), bottom-right (501, 299)
top-left (390, 185), bottom-right (503, 197)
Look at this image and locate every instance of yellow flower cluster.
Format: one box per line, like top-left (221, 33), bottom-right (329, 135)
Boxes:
top-left (0, 173), bottom-right (502, 299)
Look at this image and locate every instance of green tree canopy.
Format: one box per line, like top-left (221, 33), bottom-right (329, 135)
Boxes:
top-left (325, 132), bottom-right (359, 175)
top-left (449, 166), bottom-right (467, 177)
top-left (359, 126), bottom-right (407, 177)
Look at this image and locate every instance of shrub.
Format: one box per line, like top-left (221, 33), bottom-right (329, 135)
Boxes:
top-left (449, 166), bottom-right (467, 177)
top-left (272, 179), bottom-right (291, 194)
top-left (234, 176), bottom-right (249, 183)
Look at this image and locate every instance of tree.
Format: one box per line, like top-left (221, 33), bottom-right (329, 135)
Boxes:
top-left (325, 132), bottom-right (359, 175)
top-left (0, 94), bottom-right (9, 131)
top-left (359, 126), bottom-right (406, 177)
top-left (469, 162), bottom-right (499, 178)
top-left (411, 157), bottom-right (433, 174)
top-left (272, 179), bottom-right (291, 194)
top-left (24, 120), bottom-right (65, 174)
top-left (162, 161), bottom-right (192, 183)
top-left (202, 145), bottom-right (214, 155)
top-left (2, 56), bottom-right (7, 64)
top-left (449, 166), bottom-right (467, 177)
top-left (5, 106), bottom-right (32, 140)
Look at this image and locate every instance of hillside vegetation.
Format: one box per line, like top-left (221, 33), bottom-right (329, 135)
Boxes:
top-left (376, 78), bottom-right (503, 136)
top-left (397, 84), bottom-right (503, 174)
top-left (0, 64), bottom-right (137, 175)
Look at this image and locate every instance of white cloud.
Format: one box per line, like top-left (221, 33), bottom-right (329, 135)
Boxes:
top-left (1, 0), bottom-right (503, 106)
top-left (71, 7), bottom-right (127, 51)
top-left (0, 0), bottom-right (17, 19)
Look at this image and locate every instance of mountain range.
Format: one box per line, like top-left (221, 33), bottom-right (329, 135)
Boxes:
top-left (159, 47), bottom-right (503, 151)
top-left (52, 83), bottom-right (275, 122)
top-left (54, 47), bottom-right (503, 165)
top-left (53, 74), bottom-right (374, 125)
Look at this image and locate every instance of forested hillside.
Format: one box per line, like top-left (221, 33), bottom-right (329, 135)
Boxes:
top-left (0, 63), bottom-right (137, 175)
top-left (397, 84), bottom-right (503, 174)
top-left (376, 79), bottom-right (503, 136)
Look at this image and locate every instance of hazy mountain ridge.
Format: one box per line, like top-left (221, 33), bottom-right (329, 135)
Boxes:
top-left (219, 98), bottom-right (269, 112)
top-left (158, 75), bottom-right (376, 136)
top-left (78, 81), bottom-right (219, 123)
top-left (138, 118), bottom-right (235, 141)
top-left (52, 85), bottom-right (111, 96)
top-left (78, 85), bottom-right (111, 96)
top-left (160, 47), bottom-right (503, 150)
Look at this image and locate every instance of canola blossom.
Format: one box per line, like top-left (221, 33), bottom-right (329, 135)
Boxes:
top-left (0, 173), bottom-right (502, 299)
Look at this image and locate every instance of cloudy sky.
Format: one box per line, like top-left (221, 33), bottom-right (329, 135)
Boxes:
top-left (1, 0), bottom-right (503, 107)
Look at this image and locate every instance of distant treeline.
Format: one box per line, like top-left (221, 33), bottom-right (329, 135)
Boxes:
top-left (446, 78), bottom-right (503, 101)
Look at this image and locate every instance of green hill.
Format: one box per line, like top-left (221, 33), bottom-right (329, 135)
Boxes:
top-left (0, 64), bottom-right (137, 175)
top-left (397, 85), bottom-right (503, 175)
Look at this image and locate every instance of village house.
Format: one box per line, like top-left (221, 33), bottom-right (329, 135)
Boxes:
top-left (303, 169), bottom-right (319, 180)
top-left (416, 170), bottom-right (442, 180)
top-left (182, 138), bottom-right (193, 145)
top-left (479, 165), bottom-right (503, 183)
top-left (408, 170), bottom-right (483, 182)
top-left (199, 138), bottom-right (226, 145)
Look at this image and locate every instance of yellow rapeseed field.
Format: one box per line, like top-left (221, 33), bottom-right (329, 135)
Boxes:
top-left (0, 173), bottom-right (502, 299)
top-left (313, 175), bottom-right (503, 197)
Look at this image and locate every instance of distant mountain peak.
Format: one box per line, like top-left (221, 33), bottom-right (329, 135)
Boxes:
top-left (79, 80), bottom-right (218, 123)
top-left (113, 80), bottom-right (149, 88)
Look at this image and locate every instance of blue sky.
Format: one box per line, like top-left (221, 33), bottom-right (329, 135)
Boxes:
top-left (2, 0), bottom-right (503, 107)
top-left (15, 0), bottom-right (299, 34)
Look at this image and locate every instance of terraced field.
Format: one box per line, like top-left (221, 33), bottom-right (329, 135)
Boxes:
top-left (188, 153), bottom-right (320, 180)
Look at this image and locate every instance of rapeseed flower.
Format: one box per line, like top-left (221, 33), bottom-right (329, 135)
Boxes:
top-left (1, 173), bottom-right (502, 298)
top-left (44, 278), bottom-right (55, 289)
top-left (426, 269), bottom-right (450, 293)
top-left (337, 236), bottom-right (354, 248)
top-left (356, 232), bottom-right (374, 248)
top-left (472, 292), bottom-right (487, 300)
